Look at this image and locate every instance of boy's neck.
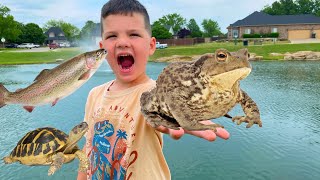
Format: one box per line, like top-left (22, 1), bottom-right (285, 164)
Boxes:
top-left (108, 76), bottom-right (150, 91)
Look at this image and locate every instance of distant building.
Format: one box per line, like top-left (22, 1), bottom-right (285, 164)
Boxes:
top-left (227, 11), bottom-right (320, 40)
top-left (44, 27), bottom-right (68, 44)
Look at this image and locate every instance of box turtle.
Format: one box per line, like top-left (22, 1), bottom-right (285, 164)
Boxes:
top-left (3, 122), bottom-right (89, 176)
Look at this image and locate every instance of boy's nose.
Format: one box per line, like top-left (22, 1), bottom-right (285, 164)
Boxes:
top-left (116, 38), bottom-right (130, 49)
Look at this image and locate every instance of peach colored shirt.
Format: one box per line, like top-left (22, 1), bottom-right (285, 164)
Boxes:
top-left (84, 79), bottom-right (170, 180)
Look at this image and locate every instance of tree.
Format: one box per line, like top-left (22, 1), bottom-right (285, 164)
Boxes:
top-left (43, 20), bottom-right (80, 42)
top-left (18, 23), bottom-right (46, 44)
top-left (0, 4), bottom-right (21, 42)
top-left (262, 0), bottom-right (318, 15)
top-left (151, 21), bottom-right (172, 39)
top-left (158, 13), bottom-right (186, 34)
top-left (314, 0), bottom-right (320, 16)
top-left (187, 19), bottom-right (203, 38)
top-left (263, 0), bottom-right (298, 15)
top-left (80, 21), bottom-right (97, 40)
top-left (296, 0), bottom-right (314, 14)
top-left (201, 19), bottom-right (221, 37)
top-left (177, 28), bottom-right (191, 38)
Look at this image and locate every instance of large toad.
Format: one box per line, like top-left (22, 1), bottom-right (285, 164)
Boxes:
top-left (140, 48), bottom-right (262, 131)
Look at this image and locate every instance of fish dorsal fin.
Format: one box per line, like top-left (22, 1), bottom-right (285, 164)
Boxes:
top-left (34, 69), bottom-right (51, 81)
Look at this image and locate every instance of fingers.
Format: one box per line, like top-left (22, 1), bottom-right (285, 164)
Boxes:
top-left (155, 126), bottom-right (170, 134)
top-left (168, 128), bottom-right (184, 140)
top-left (155, 126), bottom-right (184, 140)
top-left (214, 127), bottom-right (230, 140)
top-left (155, 123), bottom-right (230, 141)
top-left (184, 129), bottom-right (217, 142)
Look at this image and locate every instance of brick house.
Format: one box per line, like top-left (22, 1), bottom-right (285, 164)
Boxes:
top-left (44, 27), bottom-right (68, 44)
top-left (227, 11), bottom-right (320, 40)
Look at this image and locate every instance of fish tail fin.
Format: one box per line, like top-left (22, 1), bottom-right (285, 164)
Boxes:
top-left (0, 83), bottom-right (9, 108)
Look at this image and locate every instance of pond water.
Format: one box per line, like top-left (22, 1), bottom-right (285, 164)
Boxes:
top-left (0, 61), bottom-right (320, 180)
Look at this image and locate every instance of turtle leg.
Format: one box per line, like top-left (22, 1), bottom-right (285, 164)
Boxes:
top-left (3, 156), bottom-right (16, 164)
top-left (75, 150), bottom-right (89, 173)
top-left (48, 152), bottom-right (65, 176)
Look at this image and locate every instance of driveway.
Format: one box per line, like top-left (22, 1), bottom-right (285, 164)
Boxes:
top-left (290, 38), bottom-right (320, 44)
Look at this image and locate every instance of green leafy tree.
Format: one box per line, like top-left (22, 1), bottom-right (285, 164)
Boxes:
top-left (43, 20), bottom-right (80, 41)
top-left (296, 0), bottom-right (314, 14)
top-left (262, 0), bottom-right (320, 15)
top-left (187, 19), bottom-right (203, 38)
top-left (0, 4), bottom-right (21, 42)
top-left (80, 20), bottom-right (97, 40)
top-left (263, 0), bottom-right (298, 15)
top-left (158, 13), bottom-right (186, 34)
top-left (201, 19), bottom-right (221, 37)
top-left (314, 0), bottom-right (320, 16)
top-left (18, 23), bottom-right (46, 44)
top-left (151, 21), bottom-right (172, 39)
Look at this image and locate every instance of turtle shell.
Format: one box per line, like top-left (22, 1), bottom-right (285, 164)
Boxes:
top-left (10, 127), bottom-right (68, 158)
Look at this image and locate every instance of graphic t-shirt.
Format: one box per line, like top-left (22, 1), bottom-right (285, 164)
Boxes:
top-left (84, 79), bottom-right (170, 180)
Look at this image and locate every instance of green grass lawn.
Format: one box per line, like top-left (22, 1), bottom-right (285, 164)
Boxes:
top-left (151, 42), bottom-right (320, 60)
top-left (0, 48), bottom-right (82, 65)
top-left (1, 42), bottom-right (320, 65)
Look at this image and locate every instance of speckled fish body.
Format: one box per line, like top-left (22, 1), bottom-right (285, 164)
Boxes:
top-left (0, 49), bottom-right (107, 112)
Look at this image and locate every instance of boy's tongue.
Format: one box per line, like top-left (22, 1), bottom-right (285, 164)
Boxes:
top-left (119, 56), bottom-right (134, 69)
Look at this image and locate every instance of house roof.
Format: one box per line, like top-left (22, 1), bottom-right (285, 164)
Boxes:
top-left (45, 27), bottom-right (65, 36)
top-left (229, 11), bottom-right (320, 27)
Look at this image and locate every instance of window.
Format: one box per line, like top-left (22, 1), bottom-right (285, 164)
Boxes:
top-left (232, 29), bottom-right (239, 38)
top-left (271, 27), bottom-right (278, 33)
top-left (244, 28), bottom-right (251, 34)
top-left (49, 32), bottom-right (55, 37)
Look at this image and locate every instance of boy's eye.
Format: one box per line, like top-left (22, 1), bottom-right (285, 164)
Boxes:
top-left (130, 33), bottom-right (140, 37)
top-left (105, 35), bottom-right (116, 39)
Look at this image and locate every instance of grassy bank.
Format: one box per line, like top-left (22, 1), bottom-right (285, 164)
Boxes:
top-left (0, 48), bottom-right (82, 65)
top-left (1, 42), bottom-right (320, 65)
top-left (150, 42), bottom-right (320, 61)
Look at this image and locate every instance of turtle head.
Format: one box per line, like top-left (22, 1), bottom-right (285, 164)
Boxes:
top-left (68, 122), bottom-right (88, 146)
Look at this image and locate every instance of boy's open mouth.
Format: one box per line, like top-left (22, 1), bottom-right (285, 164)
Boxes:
top-left (118, 54), bottom-right (134, 71)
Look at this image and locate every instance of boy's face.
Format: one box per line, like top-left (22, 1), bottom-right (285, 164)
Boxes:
top-left (100, 13), bottom-right (156, 85)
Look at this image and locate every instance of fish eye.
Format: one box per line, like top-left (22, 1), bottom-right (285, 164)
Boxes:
top-left (217, 52), bottom-right (227, 61)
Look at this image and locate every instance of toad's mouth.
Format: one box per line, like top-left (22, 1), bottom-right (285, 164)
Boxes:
top-left (118, 54), bottom-right (134, 71)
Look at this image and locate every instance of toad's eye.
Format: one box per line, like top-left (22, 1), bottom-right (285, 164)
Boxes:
top-left (217, 52), bottom-right (227, 61)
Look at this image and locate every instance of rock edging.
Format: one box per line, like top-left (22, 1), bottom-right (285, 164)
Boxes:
top-left (153, 51), bottom-right (320, 62)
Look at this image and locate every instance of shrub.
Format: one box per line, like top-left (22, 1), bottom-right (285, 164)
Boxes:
top-left (243, 32), bottom-right (279, 38)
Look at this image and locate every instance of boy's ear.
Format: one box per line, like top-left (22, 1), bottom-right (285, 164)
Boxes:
top-left (149, 37), bottom-right (156, 55)
top-left (99, 41), bottom-right (103, 49)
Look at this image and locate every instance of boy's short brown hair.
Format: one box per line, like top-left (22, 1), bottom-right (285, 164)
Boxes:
top-left (100, 0), bottom-right (151, 36)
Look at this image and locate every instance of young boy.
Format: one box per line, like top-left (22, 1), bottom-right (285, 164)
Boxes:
top-left (78, 0), bottom-right (229, 179)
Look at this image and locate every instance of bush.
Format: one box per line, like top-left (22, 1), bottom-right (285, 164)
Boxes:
top-left (243, 33), bottom-right (279, 38)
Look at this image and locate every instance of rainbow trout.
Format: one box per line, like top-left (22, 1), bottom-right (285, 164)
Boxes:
top-left (0, 49), bottom-right (107, 112)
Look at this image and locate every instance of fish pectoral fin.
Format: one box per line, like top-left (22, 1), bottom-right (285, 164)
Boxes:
top-left (34, 69), bottom-right (52, 81)
top-left (23, 106), bottom-right (35, 113)
top-left (78, 70), bottom-right (91, 80)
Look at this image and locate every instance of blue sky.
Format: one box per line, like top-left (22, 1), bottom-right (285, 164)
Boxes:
top-left (2, 0), bottom-right (276, 33)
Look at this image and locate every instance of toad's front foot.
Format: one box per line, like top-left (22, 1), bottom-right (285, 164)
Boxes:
top-left (232, 116), bottom-right (262, 128)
